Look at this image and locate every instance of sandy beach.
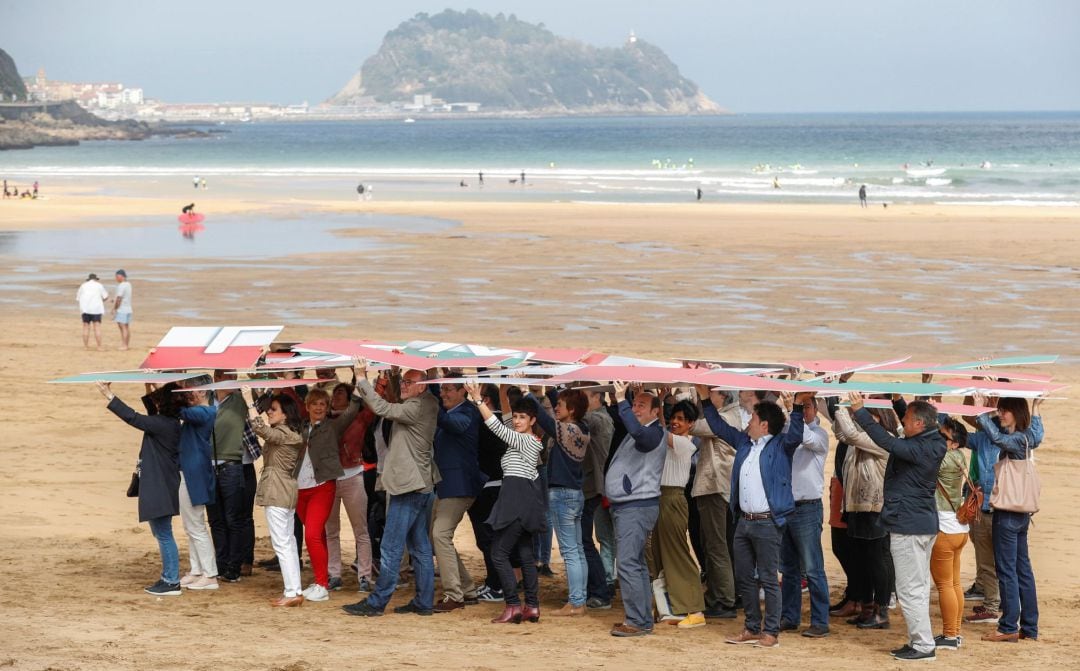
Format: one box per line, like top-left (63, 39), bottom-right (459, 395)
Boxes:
top-left (1, 180), bottom-right (1078, 670)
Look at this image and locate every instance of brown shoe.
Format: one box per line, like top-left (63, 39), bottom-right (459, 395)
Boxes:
top-left (270, 595), bottom-right (304, 607)
top-left (433, 596), bottom-right (465, 613)
top-left (611, 623), bottom-right (652, 637)
top-left (550, 603), bottom-right (586, 617)
top-left (522, 604), bottom-right (540, 623)
top-left (726, 629), bottom-right (762, 645)
top-left (754, 633), bottom-right (780, 648)
top-left (831, 600), bottom-right (862, 618)
top-left (983, 630), bottom-right (1019, 643)
top-left (240, 563), bottom-right (253, 577)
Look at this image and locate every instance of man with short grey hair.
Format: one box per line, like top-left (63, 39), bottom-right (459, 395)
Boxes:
top-left (849, 393), bottom-right (946, 662)
top-left (344, 363), bottom-right (441, 617)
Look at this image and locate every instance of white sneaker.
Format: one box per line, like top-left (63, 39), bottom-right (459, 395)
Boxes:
top-left (302, 584), bottom-right (330, 602)
top-left (179, 574), bottom-right (201, 586)
top-left (188, 576), bottom-right (219, 590)
top-left (889, 594), bottom-right (898, 610)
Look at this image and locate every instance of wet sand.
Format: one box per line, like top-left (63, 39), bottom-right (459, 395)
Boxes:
top-left (1, 182), bottom-right (1078, 669)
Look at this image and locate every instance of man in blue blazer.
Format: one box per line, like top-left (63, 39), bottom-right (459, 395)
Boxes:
top-left (431, 382), bottom-right (488, 612)
top-left (698, 387), bottom-right (808, 649)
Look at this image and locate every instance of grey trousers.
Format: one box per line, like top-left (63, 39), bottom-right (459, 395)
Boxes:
top-left (733, 517), bottom-right (782, 635)
top-left (612, 503), bottom-right (660, 630)
top-left (891, 533), bottom-right (937, 653)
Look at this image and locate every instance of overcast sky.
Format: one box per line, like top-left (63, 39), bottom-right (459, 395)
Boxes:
top-left (3, 0), bottom-right (1078, 112)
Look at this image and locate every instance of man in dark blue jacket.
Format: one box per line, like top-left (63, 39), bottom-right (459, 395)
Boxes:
top-left (702, 390), bottom-right (806, 649)
top-left (432, 383), bottom-right (487, 612)
top-left (850, 392), bottom-right (946, 662)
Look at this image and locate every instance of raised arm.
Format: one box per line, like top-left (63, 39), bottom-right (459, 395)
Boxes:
top-left (700, 399), bottom-right (746, 450)
top-left (833, 406), bottom-right (889, 458)
top-left (616, 401), bottom-right (664, 453)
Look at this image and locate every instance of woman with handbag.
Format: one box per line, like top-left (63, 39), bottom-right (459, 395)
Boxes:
top-left (243, 387), bottom-right (306, 606)
top-left (96, 381), bottom-right (183, 596)
top-left (974, 395), bottom-right (1045, 643)
top-left (930, 417), bottom-right (972, 650)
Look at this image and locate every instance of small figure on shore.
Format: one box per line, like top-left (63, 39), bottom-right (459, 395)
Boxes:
top-left (200, 178), bottom-right (207, 190)
top-left (460, 180), bottom-right (468, 188)
top-left (76, 272), bottom-right (109, 350)
top-left (33, 180), bottom-right (38, 197)
top-left (112, 269), bottom-right (133, 351)
top-left (479, 171), bottom-right (484, 186)
top-left (859, 184), bottom-right (867, 208)
top-left (696, 188), bottom-right (703, 201)
top-left (193, 175), bottom-right (200, 190)
top-left (182, 203), bottom-right (196, 215)
top-left (356, 183), bottom-right (365, 201)
top-left (520, 170), bottom-right (526, 185)
top-left (773, 176), bottom-right (781, 189)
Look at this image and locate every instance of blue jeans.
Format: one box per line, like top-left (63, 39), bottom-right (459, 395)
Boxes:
top-left (581, 495), bottom-right (611, 601)
top-left (612, 503), bottom-right (660, 631)
top-left (594, 503), bottom-right (615, 584)
top-left (780, 500), bottom-right (830, 628)
top-left (549, 487), bottom-right (587, 606)
top-left (148, 516), bottom-right (179, 584)
top-left (533, 470), bottom-right (552, 565)
top-left (993, 510), bottom-right (1039, 638)
top-left (367, 490), bottom-right (435, 611)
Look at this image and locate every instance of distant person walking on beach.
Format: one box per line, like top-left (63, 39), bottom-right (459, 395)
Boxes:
top-left (77, 273), bottom-right (109, 350)
top-left (773, 176), bottom-right (781, 190)
top-left (112, 269), bottom-right (133, 351)
top-left (200, 178), bottom-right (207, 190)
top-left (479, 171), bottom-right (484, 186)
top-left (33, 181), bottom-right (38, 197)
top-left (696, 188), bottom-right (703, 201)
top-left (193, 176), bottom-right (200, 190)
top-left (520, 170), bottom-right (526, 185)
top-left (859, 185), bottom-right (868, 208)
top-left (356, 183), bottom-right (365, 201)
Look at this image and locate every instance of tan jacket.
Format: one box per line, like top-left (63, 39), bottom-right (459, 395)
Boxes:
top-left (689, 402), bottom-right (741, 500)
top-left (833, 406), bottom-right (888, 513)
top-left (251, 417), bottom-right (302, 509)
top-left (358, 378), bottom-right (440, 496)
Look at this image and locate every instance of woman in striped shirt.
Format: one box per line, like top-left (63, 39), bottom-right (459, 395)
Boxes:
top-left (465, 382), bottom-right (546, 624)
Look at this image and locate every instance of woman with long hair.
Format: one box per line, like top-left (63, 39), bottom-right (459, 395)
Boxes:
top-left (464, 382), bottom-right (545, 624)
top-left (96, 381), bottom-right (183, 596)
top-left (972, 394), bottom-right (1045, 643)
top-left (243, 387), bottom-right (305, 606)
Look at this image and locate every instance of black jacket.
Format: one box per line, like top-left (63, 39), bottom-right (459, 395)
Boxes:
top-left (109, 396), bottom-right (181, 522)
top-left (854, 407), bottom-right (946, 535)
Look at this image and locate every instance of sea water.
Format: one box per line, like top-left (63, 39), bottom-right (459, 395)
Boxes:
top-left (2, 112), bottom-right (1078, 206)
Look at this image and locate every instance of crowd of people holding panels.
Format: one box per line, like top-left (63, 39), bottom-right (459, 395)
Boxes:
top-left (94, 351), bottom-right (1046, 661)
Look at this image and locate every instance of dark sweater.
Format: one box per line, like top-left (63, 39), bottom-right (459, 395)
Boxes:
top-left (854, 407), bottom-right (946, 536)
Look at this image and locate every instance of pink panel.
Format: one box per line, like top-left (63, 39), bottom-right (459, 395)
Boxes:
top-left (139, 346), bottom-right (266, 371)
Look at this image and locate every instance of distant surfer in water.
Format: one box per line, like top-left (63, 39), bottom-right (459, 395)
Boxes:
top-left (858, 185), bottom-right (867, 208)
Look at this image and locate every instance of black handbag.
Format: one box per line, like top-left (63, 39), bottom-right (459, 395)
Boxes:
top-left (126, 462), bottom-right (140, 497)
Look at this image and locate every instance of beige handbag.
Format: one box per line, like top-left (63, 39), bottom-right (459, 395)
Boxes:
top-left (989, 436), bottom-right (1040, 514)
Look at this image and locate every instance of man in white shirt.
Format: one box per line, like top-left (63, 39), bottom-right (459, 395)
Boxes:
top-left (111, 269), bottom-right (133, 350)
top-left (778, 394), bottom-right (831, 638)
top-left (76, 273), bottom-right (108, 350)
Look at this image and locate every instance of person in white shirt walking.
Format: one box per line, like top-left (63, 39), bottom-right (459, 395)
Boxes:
top-left (111, 269), bottom-right (133, 350)
top-left (76, 273), bottom-right (109, 350)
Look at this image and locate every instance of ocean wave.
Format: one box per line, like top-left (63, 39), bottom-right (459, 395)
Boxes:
top-left (925, 178), bottom-right (952, 186)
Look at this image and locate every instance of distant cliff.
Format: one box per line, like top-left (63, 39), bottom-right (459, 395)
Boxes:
top-left (327, 10), bottom-right (724, 115)
top-left (0, 100), bottom-right (210, 150)
top-left (0, 48), bottom-right (28, 102)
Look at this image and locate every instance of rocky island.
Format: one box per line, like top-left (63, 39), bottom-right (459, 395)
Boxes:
top-left (327, 10), bottom-right (724, 115)
top-left (0, 47), bottom-right (208, 151)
